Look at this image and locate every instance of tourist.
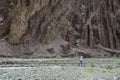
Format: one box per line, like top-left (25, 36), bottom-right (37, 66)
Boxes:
top-left (78, 56), bottom-right (83, 67)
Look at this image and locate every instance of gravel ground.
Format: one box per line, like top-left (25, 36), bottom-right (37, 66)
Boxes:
top-left (0, 66), bottom-right (120, 80)
top-left (0, 58), bottom-right (120, 80)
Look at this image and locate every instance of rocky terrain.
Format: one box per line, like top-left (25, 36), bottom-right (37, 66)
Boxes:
top-left (0, 67), bottom-right (120, 80)
top-left (0, 58), bottom-right (120, 80)
top-left (0, 0), bottom-right (120, 58)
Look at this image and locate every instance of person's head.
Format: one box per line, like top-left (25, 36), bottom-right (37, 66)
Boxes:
top-left (80, 56), bottom-right (83, 58)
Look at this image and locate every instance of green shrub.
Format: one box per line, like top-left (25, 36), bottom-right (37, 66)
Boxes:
top-left (91, 64), bottom-right (95, 67)
top-left (102, 71), bottom-right (106, 73)
top-left (105, 65), bottom-right (113, 69)
top-left (100, 66), bottom-right (104, 68)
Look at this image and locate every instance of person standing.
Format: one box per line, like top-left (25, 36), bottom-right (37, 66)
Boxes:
top-left (78, 56), bottom-right (83, 67)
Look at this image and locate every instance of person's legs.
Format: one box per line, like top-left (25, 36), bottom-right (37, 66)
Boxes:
top-left (78, 60), bottom-right (83, 67)
top-left (80, 61), bottom-right (82, 67)
top-left (80, 60), bottom-right (83, 67)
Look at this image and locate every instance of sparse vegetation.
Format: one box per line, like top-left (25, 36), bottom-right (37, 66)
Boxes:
top-left (116, 65), bottom-right (120, 68)
top-left (101, 66), bottom-right (104, 68)
top-left (0, 58), bottom-right (119, 80)
top-left (91, 64), bottom-right (95, 67)
top-left (102, 71), bottom-right (106, 73)
top-left (87, 68), bottom-right (94, 72)
top-left (105, 65), bottom-right (113, 70)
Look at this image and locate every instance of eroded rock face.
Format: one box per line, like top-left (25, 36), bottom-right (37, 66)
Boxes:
top-left (0, 0), bottom-right (10, 38)
top-left (0, 0), bottom-right (120, 58)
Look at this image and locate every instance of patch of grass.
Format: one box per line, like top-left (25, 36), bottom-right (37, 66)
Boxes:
top-left (116, 65), bottom-right (120, 68)
top-left (107, 70), bottom-right (116, 74)
top-left (102, 71), bottom-right (106, 73)
top-left (119, 72), bottom-right (120, 75)
top-left (85, 57), bottom-right (120, 60)
top-left (91, 64), bottom-right (95, 67)
top-left (79, 73), bottom-right (82, 75)
top-left (105, 65), bottom-right (113, 70)
top-left (87, 68), bottom-right (94, 72)
top-left (100, 66), bottom-right (104, 68)
top-left (103, 57), bottom-right (120, 59)
top-left (43, 57), bottom-right (79, 60)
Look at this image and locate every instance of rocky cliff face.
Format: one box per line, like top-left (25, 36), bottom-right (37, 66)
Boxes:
top-left (0, 0), bottom-right (120, 58)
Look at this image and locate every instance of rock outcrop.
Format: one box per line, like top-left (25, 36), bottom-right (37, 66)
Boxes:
top-left (0, 0), bottom-right (120, 58)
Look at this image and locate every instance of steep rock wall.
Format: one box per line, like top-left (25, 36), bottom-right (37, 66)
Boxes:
top-left (0, 0), bottom-right (120, 57)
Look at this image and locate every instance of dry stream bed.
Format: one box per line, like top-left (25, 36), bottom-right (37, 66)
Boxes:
top-left (0, 58), bottom-right (120, 80)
